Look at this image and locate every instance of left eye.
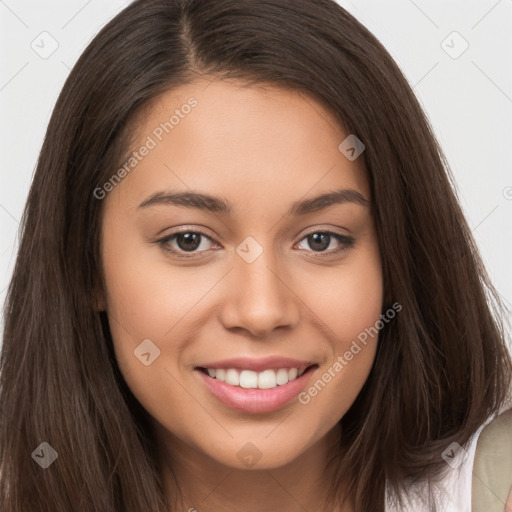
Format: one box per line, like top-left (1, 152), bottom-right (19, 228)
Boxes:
top-left (295, 232), bottom-right (355, 254)
top-left (156, 230), bottom-right (355, 259)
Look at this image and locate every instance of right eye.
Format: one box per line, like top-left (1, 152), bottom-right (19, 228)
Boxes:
top-left (156, 229), bottom-right (220, 259)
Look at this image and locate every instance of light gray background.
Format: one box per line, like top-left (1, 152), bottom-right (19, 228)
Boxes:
top-left (1, 0), bottom-right (511, 352)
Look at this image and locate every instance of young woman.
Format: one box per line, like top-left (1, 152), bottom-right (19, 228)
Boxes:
top-left (1, 1), bottom-right (511, 511)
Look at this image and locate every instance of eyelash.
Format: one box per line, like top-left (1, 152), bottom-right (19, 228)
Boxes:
top-left (155, 228), bottom-right (355, 260)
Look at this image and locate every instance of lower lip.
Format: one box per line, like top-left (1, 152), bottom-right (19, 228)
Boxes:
top-left (194, 366), bottom-right (318, 414)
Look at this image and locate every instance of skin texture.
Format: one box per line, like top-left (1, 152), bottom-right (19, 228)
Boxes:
top-left (98, 77), bottom-right (383, 512)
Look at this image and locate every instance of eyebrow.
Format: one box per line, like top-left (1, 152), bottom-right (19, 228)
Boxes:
top-left (138, 188), bottom-right (369, 216)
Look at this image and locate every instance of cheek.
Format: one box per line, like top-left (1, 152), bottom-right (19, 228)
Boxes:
top-left (305, 236), bottom-right (383, 345)
top-left (100, 220), bottom-right (206, 373)
top-left (100, 228), bottom-right (213, 436)
top-left (324, 261), bottom-right (383, 342)
top-left (296, 242), bottom-right (383, 419)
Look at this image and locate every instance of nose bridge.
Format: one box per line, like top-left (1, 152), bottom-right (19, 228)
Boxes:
top-left (219, 236), bottom-right (299, 336)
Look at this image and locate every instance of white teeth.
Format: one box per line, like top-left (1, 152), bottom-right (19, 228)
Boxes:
top-left (205, 367), bottom-right (309, 389)
top-left (225, 369), bottom-right (240, 386)
top-left (276, 368), bottom-right (289, 385)
top-left (240, 370), bottom-right (258, 388)
top-left (258, 369), bottom-right (276, 389)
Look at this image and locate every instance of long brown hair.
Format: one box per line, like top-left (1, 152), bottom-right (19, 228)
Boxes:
top-left (1, 0), bottom-right (511, 511)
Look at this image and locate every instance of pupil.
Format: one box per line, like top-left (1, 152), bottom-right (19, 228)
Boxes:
top-left (309, 233), bottom-right (329, 251)
top-left (177, 233), bottom-right (201, 251)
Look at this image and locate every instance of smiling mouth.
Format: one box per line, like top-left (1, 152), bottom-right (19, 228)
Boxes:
top-left (196, 364), bottom-right (318, 390)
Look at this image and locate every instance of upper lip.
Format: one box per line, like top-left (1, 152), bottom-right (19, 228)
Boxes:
top-left (195, 356), bottom-right (316, 372)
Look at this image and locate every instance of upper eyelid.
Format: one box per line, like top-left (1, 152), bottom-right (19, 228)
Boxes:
top-left (159, 226), bottom-right (350, 241)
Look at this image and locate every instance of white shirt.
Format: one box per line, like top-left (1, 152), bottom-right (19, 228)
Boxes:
top-left (385, 414), bottom-right (495, 512)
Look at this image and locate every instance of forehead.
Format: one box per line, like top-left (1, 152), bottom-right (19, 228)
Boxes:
top-left (108, 77), bottom-right (370, 212)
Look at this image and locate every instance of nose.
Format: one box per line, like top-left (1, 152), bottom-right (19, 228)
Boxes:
top-left (218, 247), bottom-right (301, 338)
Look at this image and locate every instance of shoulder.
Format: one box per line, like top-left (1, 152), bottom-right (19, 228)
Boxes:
top-left (475, 407), bottom-right (512, 461)
top-left (472, 407), bottom-right (512, 512)
top-left (479, 407), bottom-right (512, 441)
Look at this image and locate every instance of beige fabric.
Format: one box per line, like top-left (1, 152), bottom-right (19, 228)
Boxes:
top-left (472, 407), bottom-right (512, 512)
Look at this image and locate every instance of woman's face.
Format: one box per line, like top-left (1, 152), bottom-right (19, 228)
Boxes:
top-left (99, 77), bottom-right (383, 471)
